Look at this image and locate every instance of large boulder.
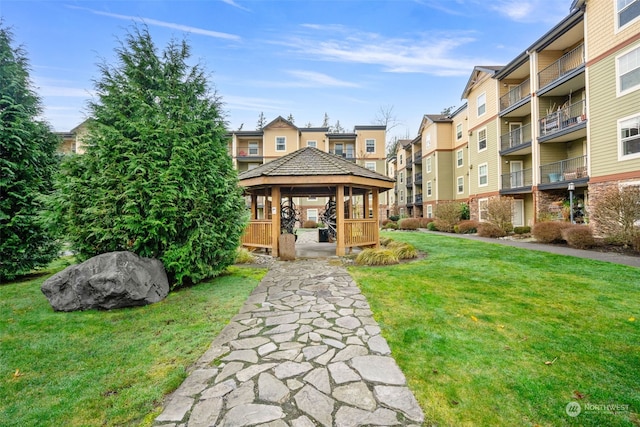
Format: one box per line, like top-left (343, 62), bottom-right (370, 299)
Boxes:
top-left (41, 251), bottom-right (169, 311)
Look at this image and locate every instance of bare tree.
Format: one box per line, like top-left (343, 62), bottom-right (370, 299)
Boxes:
top-left (373, 105), bottom-right (403, 158)
top-left (305, 121), bottom-right (313, 128)
top-left (256, 112), bottom-right (267, 130)
top-left (333, 120), bottom-right (345, 133)
top-left (441, 105), bottom-right (456, 116)
top-left (322, 112), bottom-right (330, 127)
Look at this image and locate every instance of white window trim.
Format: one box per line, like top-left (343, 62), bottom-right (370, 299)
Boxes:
top-left (426, 204), bottom-right (433, 218)
top-left (456, 123), bottom-right (463, 140)
top-left (618, 112), bottom-right (640, 160)
top-left (478, 197), bottom-right (489, 222)
top-left (365, 161), bottom-right (376, 171)
top-left (478, 127), bottom-right (488, 152)
top-left (365, 139), bottom-right (376, 153)
top-left (307, 140), bottom-right (317, 148)
top-left (426, 180), bottom-right (433, 197)
top-left (616, 44), bottom-right (640, 97)
top-left (426, 157), bottom-right (432, 173)
top-left (425, 134), bottom-right (431, 149)
top-left (276, 136), bottom-right (286, 152)
top-left (456, 149), bottom-right (463, 168)
top-left (457, 176), bottom-right (464, 194)
top-left (478, 162), bottom-right (489, 187)
top-left (307, 209), bottom-right (318, 222)
top-left (477, 92), bottom-right (487, 117)
top-left (616, 0), bottom-right (640, 32)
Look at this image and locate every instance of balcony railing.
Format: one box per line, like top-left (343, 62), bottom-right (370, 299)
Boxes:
top-left (415, 194), bottom-right (423, 204)
top-left (539, 100), bottom-right (586, 138)
top-left (406, 176), bottom-right (413, 187)
top-left (500, 78), bottom-right (530, 111)
top-left (413, 151), bottom-right (422, 164)
top-left (538, 43), bottom-right (584, 88)
top-left (540, 155), bottom-right (588, 184)
top-left (415, 172), bottom-right (423, 184)
top-left (406, 161), bottom-right (413, 170)
top-left (500, 124), bottom-right (532, 151)
top-left (501, 168), bottom-right (533, 190)
top-left (237, 149), bottom-right (262, 157)
top-left (329, 150), bottom-right (356, 162)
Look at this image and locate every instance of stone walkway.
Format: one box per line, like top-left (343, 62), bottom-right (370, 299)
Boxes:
top-left (154, 259), bottom-right (424, 427)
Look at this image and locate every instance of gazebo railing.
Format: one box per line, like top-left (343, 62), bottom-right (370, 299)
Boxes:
top-left (343, 219), bottom-right (377, 248)
top-left (241, 220), bottom-right (273, 249)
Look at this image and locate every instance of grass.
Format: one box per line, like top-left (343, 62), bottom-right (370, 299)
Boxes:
top-left (0, 259), bottom-right (266, 427)
top-left (349, 231), bottom-right (640, 427)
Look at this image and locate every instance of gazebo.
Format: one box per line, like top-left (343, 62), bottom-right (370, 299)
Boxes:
top-left (238, 147), bottom-right (395, 256)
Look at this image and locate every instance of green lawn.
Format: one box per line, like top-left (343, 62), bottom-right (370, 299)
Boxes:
top-left (0, 260), bottom-right (265, 427)
top-left (350, 231), bottom-right (639, 427)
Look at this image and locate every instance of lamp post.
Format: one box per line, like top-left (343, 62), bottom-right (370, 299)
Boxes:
top-left (568, 182), bottom-right (575, 224)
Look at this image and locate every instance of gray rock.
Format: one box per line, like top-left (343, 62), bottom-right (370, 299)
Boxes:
top-left (236, 363), bottom-right (277, 382)
top-left (350, 356), bottom-right (406, 385)
top-left (226, 380), bottom-right (255, 408)
top-left (273, 361), bottom-right (313, 379)
top-left (294, 385), bottom-right (335, 427)
top-left (314, 348), bottom-right (336, 365)
top-left (41, 251), bottom-right (168, 311)
top-left (336, 316), bottom-right (361, 329)
top-left (200, 379), bottom-right (236, 399)
top-left (229, 336), bottom-right (270, 350)
top-left (216, 361), bottom-right (244, 383)
top-left (322, 338), bottom-right (346, 349)
top-left (327, 362), bottom-right (361, 384)
top-left (332, 345), bottom-right (369, 362)
top-left (367, 335), bottom-right (391, 355)
top-left (220, 403), bottom-right (284, 427)
top-left (174, 368), bottom-right (218, 397)
top-left (303, 367), bottom-right (331, 394)
top-left (258, 342), bottom-right (278, 356)
top-left (265, 312), bottom-right (300, 326)
top-left (155, 395), bottom-right (194, 422)
top-left (374, 385), bottom-right (425, 422)
top-left (187, 397), bottom-right (223, 427)
top-left (302, 345), bottom-right (328, 361)
top-left (334, 406), bottom-right (399, 427)
top-left (258, 372), bottom-right (290, 403)
top-left (332, 382), bottom-right (376, 411)
top-left (222, 350), bottom-right (258, 363)
top-left (291, 415), bottom-right (316, 427)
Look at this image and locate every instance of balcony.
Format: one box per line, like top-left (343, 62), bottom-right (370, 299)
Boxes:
top-left (538, 100), bottom-right (586, 142)
top-left (405, 160), bottom-right (413, 170)
top-left (406, 176), bottom-right (413, 187)
top-left (413, 151), bottom-right (422, 164)
top-left (415, 194), bottom-right (423, 204)
top-left (500, 78), bottom-right (530, 113)
top-left (538, 44), bottom-right (584, 89)
top-left (500, 124), bottom-right (532, 154)
top-left (414, 172), bottom-right (423, 185)
top-left (329, 150), bottom-right (356, 162)
top-left (500, 168), bottom-right (533, 193)
top-left (539, 155), bottom-right (588, 188)
top-left (406, 192), bottom-right (414, 207)
top-left (236, 148), bottom-right (263, 161)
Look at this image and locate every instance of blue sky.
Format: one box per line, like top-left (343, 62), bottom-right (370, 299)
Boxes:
top-left (1, 0), bottom-right (573, 140)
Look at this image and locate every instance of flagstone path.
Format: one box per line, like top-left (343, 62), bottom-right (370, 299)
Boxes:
top-left (153, 259), bottom-right (424, 427)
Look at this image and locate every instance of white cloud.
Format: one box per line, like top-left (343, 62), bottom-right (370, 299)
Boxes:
top-left (223, 95), bottom-right (289, 112)
top-left (220, 0), bottom-right (251, 12)
top-left (68, 5), bottom-right (241, 41)
top-left (486, 0), bottom-right (569, 23)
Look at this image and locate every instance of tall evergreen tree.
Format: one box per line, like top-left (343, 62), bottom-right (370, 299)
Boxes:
top-left (47, 26), bottom-right (246, 285)
top-left (322, 112), bottom-right (330, 128)
top-left (286, 113), bottom-right (295, 124)
top-left (256, 112), bottom-right (267, 130)
top-left (0, 24), bottom-right (60, 281)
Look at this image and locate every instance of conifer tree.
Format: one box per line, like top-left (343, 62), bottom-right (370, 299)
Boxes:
top-left (47, 26), bottom-right (246, 285)
top-left (256, 112), bottom-right (267, 130)
top-left (0, 24), bottom-right (60, 281)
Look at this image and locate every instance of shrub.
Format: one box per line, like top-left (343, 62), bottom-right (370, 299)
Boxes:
top-left (434, 201), bottom-right (463, 232)
top-left (389, 215), bottom-right (400, 222)
top-left (355, 249), bottom-right (399, 266)
top-left (460, 202), bottom-right (470, 220)
top-left (382, 222), bottom-right (398, 230)
top-left (379, 237), bottom-right (393, 246)
top-left (390, 243), bottom-right (418, 260)
top-left (591, 185), bottom-right (640, 245)
top-left (426, 222), bottom-right (438, 231)
top-left (398, 218), bottom-right (420, 230)
top-left (561, 225), bottom-right (596, 249)
top-left (632, 233), bottom-right (640, 253)
top-left (302, 220), bottom-right (318, 228)
top-left (487, 196), bottom-right (515, 233)
top-left (381, 219), bottom-right (392, 226)
top-left (532, 221), bottom-right (571, 243)
top-left (418, 217), bottom-right (434, 228)
top-left (235, 247), bottom-right (255, 264)
top-left (456, 220), bottom-right (479, 234)
top-left (514, 226), bottom-right (531, 234)
top-left (477, 222), bottom-right (507, 238)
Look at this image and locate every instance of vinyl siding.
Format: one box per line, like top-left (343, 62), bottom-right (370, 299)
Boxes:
top-left (587, 0), bottom-right (640, 60)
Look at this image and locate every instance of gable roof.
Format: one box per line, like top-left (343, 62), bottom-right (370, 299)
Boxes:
top-left (263, 115), bottom-right (297, 130)
top-left (461, 65), bottom-right (503, 99)
top-left (238, 146), bottom-right (394, 183)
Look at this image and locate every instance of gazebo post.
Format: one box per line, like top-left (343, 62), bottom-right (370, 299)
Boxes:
top-left (336, 184), bottom-right (346, 256)
top-left (271, 186), bottom-right (281, 256)
top-left (372, 188), bottom-right (380, 249)
top-left (363, 190), bottom-right (370, 219)
top-left (251, 194), bottom-right (257, 220)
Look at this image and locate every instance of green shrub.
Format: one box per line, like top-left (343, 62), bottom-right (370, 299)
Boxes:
top-left (460, 202), bottom-right (470, 220)
top-left (427, 222), bottom-right (438, 231)
top-left (398, 218), bottom-right (420, 230)
top-left (382, 222), bottom-right (398, 230)
top-left (355, 249), bottom-right (399, 266)
top-left (390, 243), bottom-right (418, 260)
top-left (418, 217), bottom-right (434, 228)
top-left (302, 220), bottom-right (318, 228)
top-left (235, 247), bottom-right (255, 264)
top-left (532, 221), bottom-right (571, 243)
top-left (389, 215), bottom-right (400, 222)
top-left (561, 225), bottom-right (596, 249)
top-left (477, 222), bottom-right (507, 238)
top-left (514, 226), bottom-right (531, 234)
top-left (456, 220), bottom-right (479, 234)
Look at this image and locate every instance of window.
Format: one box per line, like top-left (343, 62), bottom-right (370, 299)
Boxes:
top-left (478, 128), bottom-right (487, 151)
top-left (427, 181), bottom-right (432, 197)
top-left (456, 123), bottom-right (463, 140)
top-left (365, 162), bottom-right (376, 171)
top-left (248, 142), bottom-right (259, 155)
top-left (425, 134), bottom-right (431, 149)
top-left (399, 154), bottom-right (403, 165)
top-left (479, 198), bottom-right (488, 221)
top-left (399, 172), bottom-right (403, 183)
top-left (456, 149), bottom-right (464, 167)
top-left (307, 196), bottom-right (317, 201)
top-left (619, 114), bottom-right (640, 159)
top-left (307, 140), bottom-right (317, 148)
top-left (477, 93), bottom-right (486, 116)
top-left (334, 143), bottom-right (343, 156)
top-left (617, 45), bottom-right (640, 95)
top-left (618, 0), bottom-right (640, 28)
top-left (426, 157), bottom-right (432, 173)
top-left (276, 136), bottom-right (286, 151)
top-left (366, 139), bottom-right (375, 153)
top-left (307, 209), bottom-right (318, 222)
top-left (478, 163), bottom-right (488, 186)
top-left (426, 205), bottom-right (433, 218)
top-left (400, 190), bottom-right (404, 203)
top-left (457, 176), bottom-right (464, 194)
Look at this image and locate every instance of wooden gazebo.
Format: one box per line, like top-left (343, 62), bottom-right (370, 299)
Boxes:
top-left (238, 147), bottom-right (395, 256)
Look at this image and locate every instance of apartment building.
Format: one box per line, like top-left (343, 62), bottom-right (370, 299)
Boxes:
top-left (228, 116), bottom-right (389, 221)
top-left (392, 0), bottom-right (640, 226)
